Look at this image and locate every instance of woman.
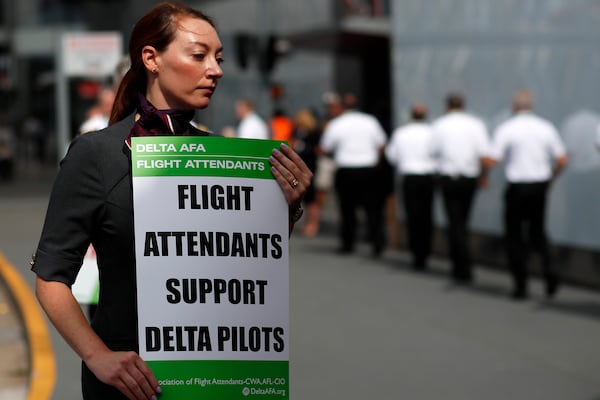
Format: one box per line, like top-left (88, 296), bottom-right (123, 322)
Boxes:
top-left (292, 108), bottom-right (322, 237)
top-left (31, 3), bottom-right (311, 399)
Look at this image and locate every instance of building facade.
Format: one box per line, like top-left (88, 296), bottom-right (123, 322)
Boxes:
top-left (390, 0), bottom-right (600, 287)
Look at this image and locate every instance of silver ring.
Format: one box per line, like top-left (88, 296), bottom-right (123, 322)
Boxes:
top-left (291, 178), bottom-right (299, 188)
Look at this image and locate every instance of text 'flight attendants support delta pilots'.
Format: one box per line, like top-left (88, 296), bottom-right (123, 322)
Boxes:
top-left (131, 136), bottom-right (291, 399)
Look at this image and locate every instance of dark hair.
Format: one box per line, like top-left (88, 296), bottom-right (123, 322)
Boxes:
top-left (110, 1), bottom-right (216, 124)
top-left (445, 92), bottom-right (464, 110)
top-left (410, 103), bottom-right (427, 121)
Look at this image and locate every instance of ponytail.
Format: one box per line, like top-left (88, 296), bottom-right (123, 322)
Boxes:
top-left (109, 64), bottom-right (146, 125)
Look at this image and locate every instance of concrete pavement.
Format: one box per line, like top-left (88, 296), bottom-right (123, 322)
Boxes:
top-left (0, 162), bottom-right (58, 400)
top-left (0, 272), bottom-right (28, 400)
top-left (289, 233), bottom-right (600, 400)
top-left (1, 161), bottom-right (600, 399)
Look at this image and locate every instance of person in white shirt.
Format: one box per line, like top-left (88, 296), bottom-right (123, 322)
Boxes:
top-left (386, 103), bottom-right (436, 269)
top-left (79, 87), bottom-right (116, 134)
top-left (79, 57), bottom-right (130, 136)
top-left (431, 92), bottom-right (492, 283)
top-left (235, 98), bottom-right (270, 140)
top-left (320, 101), bottom-right (387, 256)
top-left (488, 89), bottom-right (568, 299)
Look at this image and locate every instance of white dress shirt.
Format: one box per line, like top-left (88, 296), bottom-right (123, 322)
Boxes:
top-left (237, 112), bottom-right (269, 140)
top-left (491, 111), bottom-right (566, 182)
top-left (431, 111), bottom-right (491, 177)
top-left (320, 110), bottom-right (387, 168)
top-left (386, 121), bottom-right (436, 175)
top-left (79, 114), bottom-right (109, 134)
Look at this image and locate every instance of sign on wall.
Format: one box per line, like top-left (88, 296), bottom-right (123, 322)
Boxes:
top-left (61, 32), bottom-right (122, 77)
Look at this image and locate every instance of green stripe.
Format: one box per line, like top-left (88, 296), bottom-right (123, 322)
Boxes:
top-left (131, 136), bottom-right (285, 178)
top-left (90, 282), bottom-right (99, 305)
top-left (148, 360), bottom-right (289, 399)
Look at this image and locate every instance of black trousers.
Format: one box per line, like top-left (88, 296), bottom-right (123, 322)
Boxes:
top-left (335, 166), bottom-right (385, 253)
top-left (402, 174), bottom-right (435, 266)
top-left (439, 176), bottom-right (478, 281)
top-left (504, 181), bottom-right (557, 293)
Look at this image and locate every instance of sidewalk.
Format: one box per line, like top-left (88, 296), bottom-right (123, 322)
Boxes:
top-left (289, 232), bottom-right (600, 400)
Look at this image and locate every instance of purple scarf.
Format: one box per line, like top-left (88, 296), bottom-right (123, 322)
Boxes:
top-left (125, 94), bottom-right (196, 147)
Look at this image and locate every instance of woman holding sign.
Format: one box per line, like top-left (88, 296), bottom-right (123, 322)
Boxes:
top-left (31, 2), bottom-right (311, 399)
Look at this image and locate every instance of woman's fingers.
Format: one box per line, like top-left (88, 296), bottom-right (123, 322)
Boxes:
top-left (269, 143), bottom-right (313, 204)
top-left (89, 350), bottom-right (160, 400)
top-left (123, 358), bottom-right (158, 399)
top-left (275, 143), bottom-right (312, 186)
top-left (270, 145), bottom-right (312, 207)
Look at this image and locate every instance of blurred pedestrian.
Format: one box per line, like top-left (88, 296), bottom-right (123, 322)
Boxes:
top-left (0, 121), bottom-right (15, 180)
top-left (235, 98), bottom-right (270, 139)
top-left (309, 92), bottom-right (343, 236)
top-left (487, 89), bottom-right (568, 299)
top-left (80, 55), bottom-right (128, 135)
top-left (386, 103), bottom-right (436, 269)
top-left (270, 107), bottom-right (294, 144)
top-left (431, 92), bottom-right (491, 283)
top-left (21, 113), bottom-right (46, 163)
top-left (292, 108), bottom-right (322, 237)
top-left (79, 87), bottom-right (116, 134)
top-left (31, 3), bottom-right (311, 399)
top-left (320, 94), bottom-right (387, 256)
top-left (342, 91), bottom-right (357, 110)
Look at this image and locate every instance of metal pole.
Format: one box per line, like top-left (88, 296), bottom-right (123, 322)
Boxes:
top-left (55, 33), bottom-right (70, 160)
top-left (257, 0), bottom-right (271, 116)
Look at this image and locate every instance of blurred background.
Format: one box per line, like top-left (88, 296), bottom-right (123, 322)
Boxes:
top-left (0, 0), bottom-right (600, 286)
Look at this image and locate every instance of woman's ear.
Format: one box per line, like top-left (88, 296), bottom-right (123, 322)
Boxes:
top-left (141, 45), bottom-right (159, 73)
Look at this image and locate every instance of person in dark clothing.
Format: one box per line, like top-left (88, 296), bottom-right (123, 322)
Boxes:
top-left (386, 103), bottom-right (436, 269)
top-left (292, 108), bottom-right (322, 236)
top-left (30, 3), bottom-right (311, 399)
top-left (320, 97), bottom-right (387, 257)
top-left (431, 93), bottom-right (492, 283)
top-left (487, 89), bottom-right (568, 299)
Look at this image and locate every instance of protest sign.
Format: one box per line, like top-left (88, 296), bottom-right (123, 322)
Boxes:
top-left (132, 136), bottom-right (289, 399)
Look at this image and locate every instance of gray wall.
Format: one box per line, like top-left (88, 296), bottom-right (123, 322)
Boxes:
top-left (391, 0), bottom-right (600, 251)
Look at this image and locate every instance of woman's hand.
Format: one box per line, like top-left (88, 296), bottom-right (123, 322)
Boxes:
top-left (86, 349), bottom-right (161, 400)
top-left (269, 143), bottom-right (313, 220)
top-left (34, 278), bottom-right (161, 400)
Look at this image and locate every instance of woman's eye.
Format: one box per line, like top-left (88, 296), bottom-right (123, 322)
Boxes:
top-left (193, 54), bottom-right (206, 61)
top-left (217, 57), bottom-right (225, 65)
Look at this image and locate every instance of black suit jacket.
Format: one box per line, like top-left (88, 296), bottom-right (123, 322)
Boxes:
top-left (33, 114), bottom-right (210, 350)
top-left (33, 114), bottom-right (211, 398)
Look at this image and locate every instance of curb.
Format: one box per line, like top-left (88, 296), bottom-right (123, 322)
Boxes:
top-left (0, 252), bottom-right (56, 400)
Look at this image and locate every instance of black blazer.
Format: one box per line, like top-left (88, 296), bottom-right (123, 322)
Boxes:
top-left (33, 114), bottom-right (141, 347)
top-left (32, 114), bottom-right (209, 398)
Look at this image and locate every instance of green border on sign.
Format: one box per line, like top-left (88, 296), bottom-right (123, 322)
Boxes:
top-left (131, 136), bottom-right (284, 178)
top-left (148, 360), bottom-right (289, 399)
top-left (133, 136), bottom-right (290, 399)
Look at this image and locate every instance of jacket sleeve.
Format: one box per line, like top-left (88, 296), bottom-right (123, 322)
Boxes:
top-left (32, 134), bottom-right (105, 286)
